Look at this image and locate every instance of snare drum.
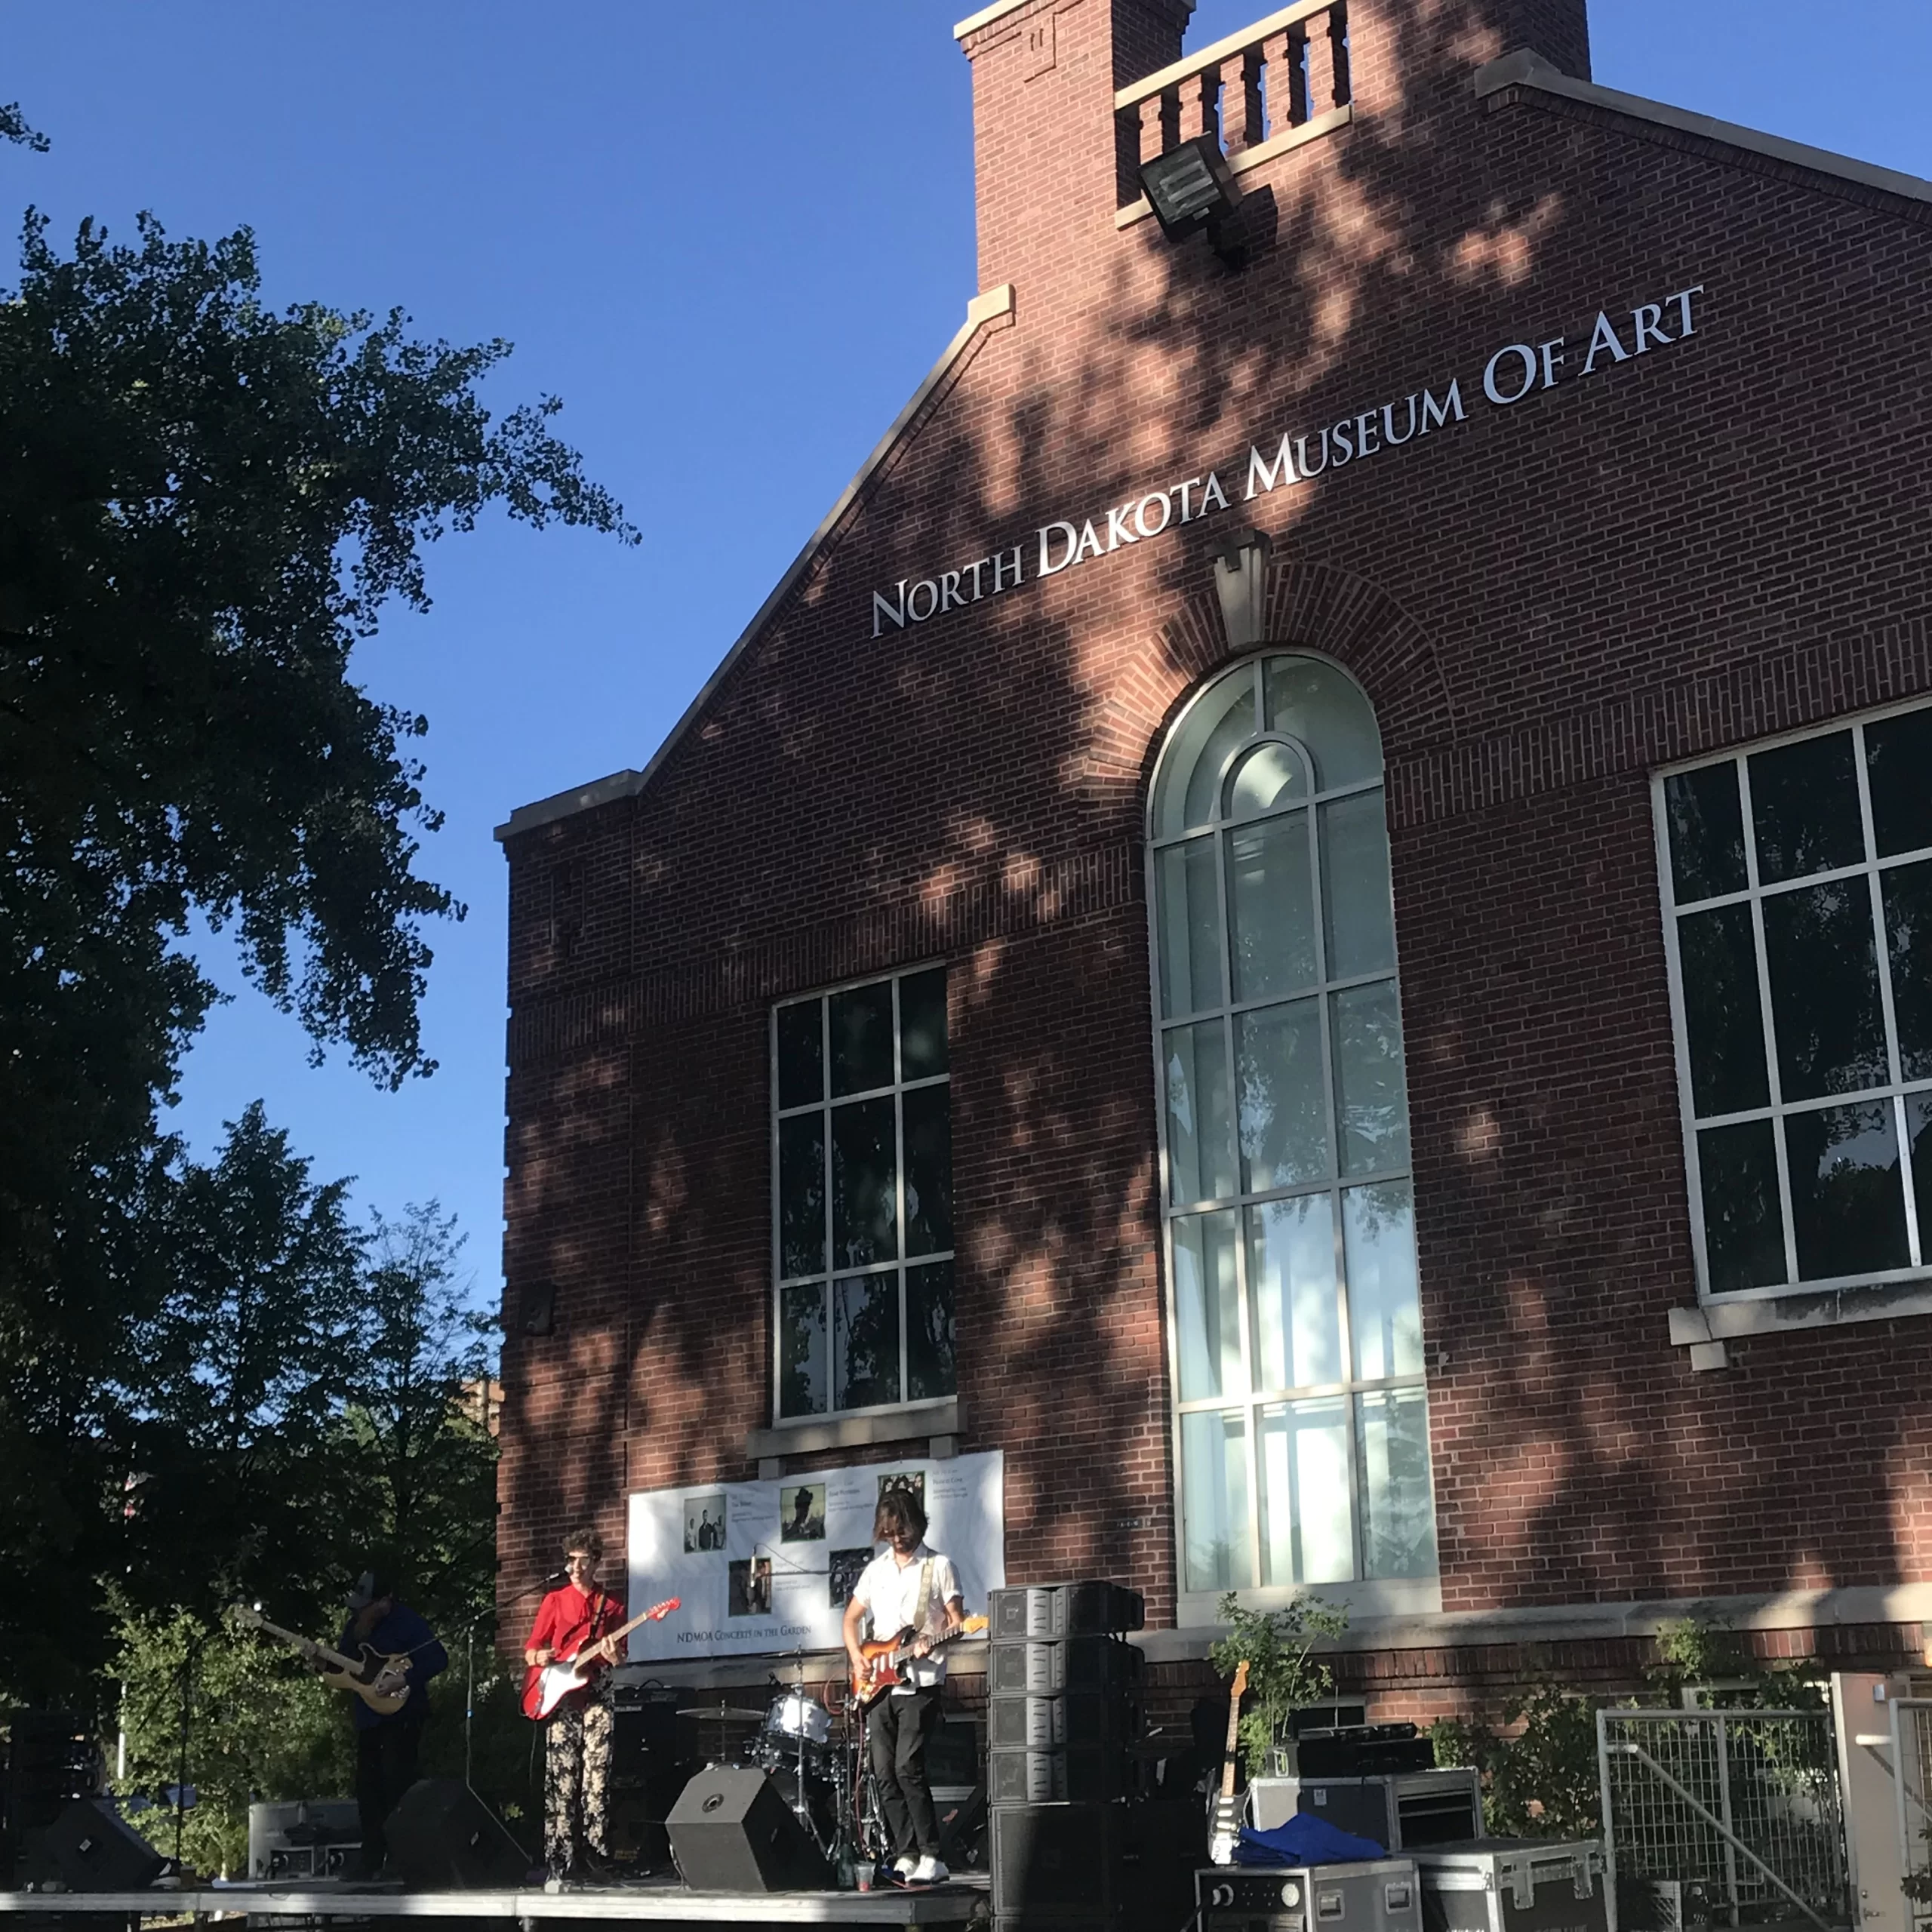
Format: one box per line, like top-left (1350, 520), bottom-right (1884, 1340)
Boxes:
top-left (762, 1689), bottom-right (833, 1749)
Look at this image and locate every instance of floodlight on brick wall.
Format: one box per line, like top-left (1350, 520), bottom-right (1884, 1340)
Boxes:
top-left (1138, 134), bottom-right (1247, 264)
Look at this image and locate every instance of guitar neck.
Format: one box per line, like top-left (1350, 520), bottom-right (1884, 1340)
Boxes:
top-left (249, 1616), bottom-right (358, 1678)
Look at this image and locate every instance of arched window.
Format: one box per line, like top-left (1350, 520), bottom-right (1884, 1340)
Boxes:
top-left (1147, 653), bottom-right (1436, 1601)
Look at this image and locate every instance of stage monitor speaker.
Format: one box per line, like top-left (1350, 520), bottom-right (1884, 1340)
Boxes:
top-left (41, 1799), bottom-right (165, 1891)
top-left (666, 1766), bottom-right (829, 1893)
top-left (383, 1779), bottom-right (526, 1890)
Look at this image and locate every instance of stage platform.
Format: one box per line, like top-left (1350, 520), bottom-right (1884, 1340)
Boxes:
top-left (0, 1875), bottom-right (989, 1926)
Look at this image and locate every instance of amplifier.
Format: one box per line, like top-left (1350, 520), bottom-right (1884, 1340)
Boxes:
top-left (989, 1638), bottom-right (1142, 1697)
top-left (1297, 1725), bottom-right (1436, 1777)
top-left (247, 1800), bottom-right (360, 1880)
top-left (1198, 1859), bottom-right (1420, 1932)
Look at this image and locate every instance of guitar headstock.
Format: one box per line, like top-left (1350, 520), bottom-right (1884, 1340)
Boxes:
top-left (1229, 1659), bottom-right (1250, 1701)
top-left (961, 1614), bottom-right (989, 1636)
top-left (232, 1604), bottom-right (266, 1630)
top-left (646, 1598), bottom-right (680, 1620)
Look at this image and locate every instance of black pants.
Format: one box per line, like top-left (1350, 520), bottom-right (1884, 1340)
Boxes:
top-left (355, 1718), bottom-right (423, 1877)
top-left (868, 1687), bottom-right (943, 1860)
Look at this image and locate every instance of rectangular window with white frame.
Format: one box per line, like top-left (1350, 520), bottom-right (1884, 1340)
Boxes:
top-left (771, 965), bottom-right (955, 1420)
top-left (1656, 700), bottom-right (1932, 1301)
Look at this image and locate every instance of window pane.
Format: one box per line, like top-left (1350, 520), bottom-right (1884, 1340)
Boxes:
top-left (1236, 998), bottom-right (1327, 1192)
top-left (1155, 673), bottom-right (1257, 837)
top-left (1247, 1196), bottom-right (1341, 1390)
top-left (900, 968), bottom-right (949, 1078)
top-left (1697, 1118), bottom-right (1786, 1293)
top-left (1225, 740), bottom-right (1309, 818)
top-left (829, 980), bottom-right (895, 1096)
top-left (1333, 982), bottom-right (1410, 1176)
top-left (906, 1261), bottom-right (956, 1401)
top-left (1259, 1398), bottom-right (1352, 1586)
top-left (1909, 1094), bottom-right (1932, 1262)
top-left (1786, 1101), bottom-right (1909, 1282)
top-left (779, 1284), bottom-right (827, 1418)
top-left (1321, 792), bottom-right (1395, 979)
top-left (1761, 879), bottom-right (1887, 1100)
top-left (1182, 1409), bottom-right (1250, 1592)
top-left (1678, 902), bottom-right (1770, 1116)
top-left (1749, 731), bottom-right (1863, 884)
top-left (832, 1096), bottom-right (897, 1266)
top-left (1343, 1182), bottom-right (1422, 1380)
top-left (1164, 1020), bottom-right (1235, 1205)
top-left (1663, 763), bottom-right (1748, 904)
top-left (1227, 814), bottom-right (1316, 1003)
top-left (833, 1272), bottom-right (901, 1409)
top-left (902, 1084), bottom-right (952, 1257)
top-left (1174, 1210), bottom-right (1243, 1401)
top-left (1264, 657), bottom-right (1381, 789)
top-left (1358, 1388), bottom-right (1437, 1579)
top-left (777, 1001), bottom-right (823, 1108)
top-left (777, 1115), bottom-right (826, 1278)
top-left (1866, 707), bottom-right (1932, 858)
top-left (1155, 838), bottom-right (1223, 1019)
top-left (1884, 860), bottom-right (1932, 1081)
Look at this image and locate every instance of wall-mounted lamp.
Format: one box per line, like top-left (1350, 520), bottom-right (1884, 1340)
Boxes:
top-left (1138, 135), bottom-right (1248, 266)
top-left (1212, 526), bottom-right (1273, 649)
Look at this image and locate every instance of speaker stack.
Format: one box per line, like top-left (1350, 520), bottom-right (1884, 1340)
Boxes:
top-left (986, 1581), bottom-right (1200, 1932)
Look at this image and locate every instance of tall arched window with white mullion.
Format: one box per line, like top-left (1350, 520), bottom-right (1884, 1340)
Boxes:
top-left (1147, 652), bottom-right (1437, 1604)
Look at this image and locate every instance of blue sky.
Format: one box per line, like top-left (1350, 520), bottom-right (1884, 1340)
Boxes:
top-left (7, 1), bottom-right (1928, 1303)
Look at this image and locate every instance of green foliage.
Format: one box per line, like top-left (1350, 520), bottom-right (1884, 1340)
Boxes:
top-left (0, 104), bottom-right (48, 152)
top-left (1647, 1617), bottom-right (1826, 1711)
top-left (1430, 1682), bottom-right (1604, 1840)
top-left (1210, 1591), bottom-right (1348, 1780)
top-left (112, 1601), bottom-right (352, 1877)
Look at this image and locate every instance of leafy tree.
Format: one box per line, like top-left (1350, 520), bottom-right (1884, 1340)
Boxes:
top-left (0, 198), bottom-right (629, 1699)
top-left (1209, 1590), bottom-right (1348, 1780)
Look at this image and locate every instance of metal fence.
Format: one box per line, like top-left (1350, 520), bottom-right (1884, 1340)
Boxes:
top-left (1598, 1708), bottom-right (1850, 1931)
top-left (1896, 1699), bottom-right (1932, 1932)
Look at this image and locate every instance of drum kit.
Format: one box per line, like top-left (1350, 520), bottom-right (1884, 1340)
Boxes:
top-left (676, 1653), bottom-right (873, 1866)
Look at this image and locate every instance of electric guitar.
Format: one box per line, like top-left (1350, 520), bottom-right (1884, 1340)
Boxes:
top-left (234, 1605), bottom-right (416, 1717)
top-left (520, 1598), bottom-right (681, 1721)
top-left (1208, 1658), bottom-right (1251, 1865)
top-left (849, 1614), bottom-right (989, 1713)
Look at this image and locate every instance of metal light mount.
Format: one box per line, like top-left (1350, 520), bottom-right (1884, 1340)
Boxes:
top-left (1212, 525), bottom-right (1273, 649)
top-left (1138, 134), bottom-right (1249, 266)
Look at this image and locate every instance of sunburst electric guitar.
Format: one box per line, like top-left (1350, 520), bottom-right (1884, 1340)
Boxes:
top-left (850, 1615), bottom-right (989, 1713)
top-left (234, 1605), bottom-right (416, 1717)
top-left (520, 1598), bottom-right (681, 1721)
top-left (1209, 1658), bottom-right (1251, 1864)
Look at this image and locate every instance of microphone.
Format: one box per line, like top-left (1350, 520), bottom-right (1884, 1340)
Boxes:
top-left (544, 1569), bottom-right (568, 1589)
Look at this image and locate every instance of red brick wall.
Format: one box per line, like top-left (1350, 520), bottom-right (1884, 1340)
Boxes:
top-left (496, 0), bottom-right (1932, 1660)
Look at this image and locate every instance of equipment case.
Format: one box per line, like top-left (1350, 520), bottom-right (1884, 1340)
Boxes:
top-left (1196, 1857), bottom-right (1422, 1932)
top-left (1407, 1838), bottom-right (1607, 1932)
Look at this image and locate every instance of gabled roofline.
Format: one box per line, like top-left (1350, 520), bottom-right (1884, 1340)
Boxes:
top-left (1476, 48), bottom-right (1932, 208)
top-left (495, 282), bottom-right (1018, 844)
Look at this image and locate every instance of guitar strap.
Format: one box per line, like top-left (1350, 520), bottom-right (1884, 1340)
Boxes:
top-left (911, 1558), bottom-right (935, 1639)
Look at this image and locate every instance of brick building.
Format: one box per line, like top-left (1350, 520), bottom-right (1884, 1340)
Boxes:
top-left (494, 0), bottom-right (1932, 1711)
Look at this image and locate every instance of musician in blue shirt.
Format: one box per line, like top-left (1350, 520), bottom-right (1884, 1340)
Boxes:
top-left (338, 1568), bottom-right (448, 1879)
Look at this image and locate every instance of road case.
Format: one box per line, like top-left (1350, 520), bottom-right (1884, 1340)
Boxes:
top-left (1197, 1857), bottom-right (1422, 1932)
top-left (1408, 1838), bottom-right (1607, 1932)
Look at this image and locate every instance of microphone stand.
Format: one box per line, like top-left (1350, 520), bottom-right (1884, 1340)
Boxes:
top-left (468, 1574), bottom-right (565, 1792)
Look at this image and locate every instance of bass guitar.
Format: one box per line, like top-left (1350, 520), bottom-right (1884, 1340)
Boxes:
top-left (850, 1614), bottom-right (989, 1713)
top-left (520, 1598), bottom-right (681, 1721)
top-left (1208, 1657), bottom-right (1250, 1865)
top-left (234, 1605), bottom-right (416, 1717)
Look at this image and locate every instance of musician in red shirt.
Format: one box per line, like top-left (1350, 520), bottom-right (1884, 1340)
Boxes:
top-left (523, 1529), bottom-right (627, 1885)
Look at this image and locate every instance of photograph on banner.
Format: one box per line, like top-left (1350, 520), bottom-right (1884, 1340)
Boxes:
top-left (625, 1449), bottom-right (1004, 1659)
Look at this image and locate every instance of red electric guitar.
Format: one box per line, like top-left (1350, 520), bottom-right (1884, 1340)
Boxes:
top-left (520, 1598), bottom-right (680, 1721)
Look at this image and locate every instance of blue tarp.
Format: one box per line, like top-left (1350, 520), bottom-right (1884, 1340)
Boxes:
top-left (1234, 1813), bottom-right (1389, 1866)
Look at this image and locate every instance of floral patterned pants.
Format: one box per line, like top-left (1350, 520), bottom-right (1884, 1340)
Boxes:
top-left (544, 1697), bottom-right (614, 1873)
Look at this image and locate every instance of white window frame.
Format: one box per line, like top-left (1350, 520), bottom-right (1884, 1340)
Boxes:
top-left (768, 963), bottom-right (955, 1426)
top-left (1655, 696), bottom-right (1932, 1314)
top-left (1145, 651), bottom-right (1440, 1622)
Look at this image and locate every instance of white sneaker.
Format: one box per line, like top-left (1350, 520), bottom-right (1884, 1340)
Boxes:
top-left (909, 1855), bottom-right (949, 1885)
top-left (891, 1854), bottom-right (918, 1880)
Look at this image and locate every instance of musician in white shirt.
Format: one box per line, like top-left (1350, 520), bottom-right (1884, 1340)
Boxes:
top-left (841, 1486), bottom-right (964, 1887)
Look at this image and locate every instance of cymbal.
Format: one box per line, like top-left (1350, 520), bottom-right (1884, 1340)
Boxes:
top-left (677, 1704), bottom-right (767, 1719)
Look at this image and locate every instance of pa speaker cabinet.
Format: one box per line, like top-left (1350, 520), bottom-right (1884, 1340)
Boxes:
top-left (989, 1583), bottom-right (1146, 1641)
top-left (992, 1799), bottom-right (1200, 1923)
top-left (666, 1766), bottom-right (830, 1892)
top-left (989, 1746), bottom-right (1132, 1805)
top-left (383, 1778), bottom-right (526, 1890)
top-left (989, 1637), bottom-right (1143, 1697)
top-left (990, 1691), bottom-right (1138, 1752)
top-left (40, 1799), bottom-right (165, 1891)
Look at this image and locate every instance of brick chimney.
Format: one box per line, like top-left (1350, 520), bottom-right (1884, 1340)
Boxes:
top-left (955, 0), bottom-right (1195, 299)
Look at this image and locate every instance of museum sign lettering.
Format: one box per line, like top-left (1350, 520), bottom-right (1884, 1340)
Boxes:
top-left (871, 283), bottom-right (1705, 638)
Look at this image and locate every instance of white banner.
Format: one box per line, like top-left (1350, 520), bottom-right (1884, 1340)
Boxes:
top-left (625, 1451), bottom-right (1004, 1661)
